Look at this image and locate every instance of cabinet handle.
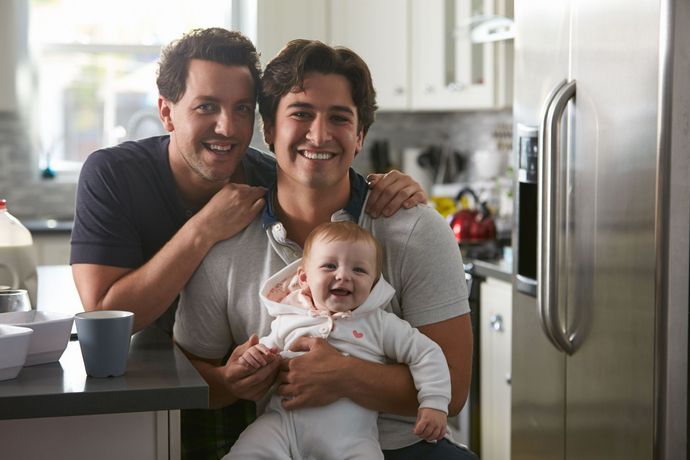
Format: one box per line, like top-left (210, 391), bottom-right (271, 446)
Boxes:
top-left (489, 314), bottom-right (503, 332)
top-left (394, 86), bottom-right (405, 95)
top-left (505, 373), bottom-right (512, 385)
top-left (447, 82), bottom-right (466, 92)
top-left (424, 84), bottom-right (435, 94)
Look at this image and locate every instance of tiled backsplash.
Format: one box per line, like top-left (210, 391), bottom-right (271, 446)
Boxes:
top-left (0, 112), bottom-right (78, 220)
top-left (352, 110), bottom-right (513, 176)
top-left (0, 109), bottom-right (512, 220)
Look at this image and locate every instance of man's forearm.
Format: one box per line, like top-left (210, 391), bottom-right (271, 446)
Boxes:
top-left (341, 357), bottom-right (420, 416)
top-left (74, 217), bottom-right (216, 332)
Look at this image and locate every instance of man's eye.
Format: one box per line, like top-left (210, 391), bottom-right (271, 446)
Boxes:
top-left (291, 111), bottom-right (311, 119)
top-left (196, 103), bottom-right (217, 113)
top-left (237, 104), bottom-right (254, 114)
top-left (331, 115), bottom-right (351, 124)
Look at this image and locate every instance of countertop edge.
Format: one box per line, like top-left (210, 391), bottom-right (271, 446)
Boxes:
top-left (465, 258), bottom-right (513, 283)
top-left (0, 329), bottom-right (209, 420)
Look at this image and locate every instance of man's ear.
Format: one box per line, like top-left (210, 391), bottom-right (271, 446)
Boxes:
top-left (263, 122), bottom-right (275, 147)
top-left (354, 128), bottom-right (364, 156)
top-left (158, 96), bottom-right (174, 132)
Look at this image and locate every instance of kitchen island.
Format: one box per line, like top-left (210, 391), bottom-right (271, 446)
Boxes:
top-left (0, 327), bottom-right (208, 460)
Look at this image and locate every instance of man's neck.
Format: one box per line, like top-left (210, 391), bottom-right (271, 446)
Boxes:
top-left (168, 144), bottom-right (246, 210)
top-left (275, 177), bottom-right (351, 247)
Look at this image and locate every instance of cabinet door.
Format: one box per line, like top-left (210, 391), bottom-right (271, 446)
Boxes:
top-left (330, 0), bottom-right (409, 110)
top-left (255, 0), bottom-right (329, 67)
top-left (411, 0), bottom-right (496, 110)
top-left (480, 277), bottom-right (512, 460)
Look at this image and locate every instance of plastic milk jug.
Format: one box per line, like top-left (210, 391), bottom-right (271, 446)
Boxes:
top-left (0, 199), bottom-right (37, 307)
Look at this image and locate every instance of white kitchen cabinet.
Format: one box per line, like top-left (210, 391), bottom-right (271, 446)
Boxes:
top-left (255, 0), bottom-right (329, 68)
top-left (0, 411), bottom-right (178, 460)
top-left (330, 0), bottom-right (409, 110)
top-left (253, 0), bottom-right (512, 111)
top-left (480, 276), bottom-right (512, 460)
top-left (411, 0), bottom-right (512, 110)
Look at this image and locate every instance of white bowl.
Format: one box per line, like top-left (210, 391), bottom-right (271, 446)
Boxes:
top-left (0, 324), bottom-right (34, 380)
top-left (0, 311), bottom-right (74, 366)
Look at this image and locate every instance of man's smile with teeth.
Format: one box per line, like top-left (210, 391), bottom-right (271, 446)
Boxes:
top-left (301, 150), bottom-right (335, 160)
top-left (205, 143), bottom-right (233, 152)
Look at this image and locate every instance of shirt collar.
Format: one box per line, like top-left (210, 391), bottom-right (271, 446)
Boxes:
top-left (261, 169), bottom-right (368, 229)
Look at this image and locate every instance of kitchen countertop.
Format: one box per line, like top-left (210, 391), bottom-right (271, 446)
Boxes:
top-left (464, 257), bottom-right (513, 283)
top-left (0, 327), bottom-right (208, 420)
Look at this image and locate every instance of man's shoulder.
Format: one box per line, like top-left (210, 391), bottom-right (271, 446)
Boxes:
top-left (205, 218), bottom-right (268, 260)
top-left (366, 203), bottom-right (448, 235)
top-left (83, 136), bottom-right (168, 172)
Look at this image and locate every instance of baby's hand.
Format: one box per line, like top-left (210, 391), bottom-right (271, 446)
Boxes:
top-left (413, 407), bottom-right (447, 442)
top-left (239, 343), bottom-right (279, 369)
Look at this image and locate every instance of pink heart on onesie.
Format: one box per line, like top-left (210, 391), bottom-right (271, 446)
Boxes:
top-left (352, 330), bottom-right (364, 339)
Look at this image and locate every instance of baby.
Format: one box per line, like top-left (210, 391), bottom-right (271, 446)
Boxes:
top-left (225, 221), bottom-right (451, 460)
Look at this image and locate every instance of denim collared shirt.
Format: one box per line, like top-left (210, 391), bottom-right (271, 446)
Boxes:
top-left (259, 168), bottom-right (369, 263)
top-left (260, 168), bottom-right (368, 229)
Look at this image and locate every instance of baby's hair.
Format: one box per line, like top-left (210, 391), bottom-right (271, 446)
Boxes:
top-left (303, 221), bottom-right (383, 277)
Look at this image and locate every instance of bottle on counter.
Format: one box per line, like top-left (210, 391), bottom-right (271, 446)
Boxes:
top-left (0, 199), bottom-right (38, 308)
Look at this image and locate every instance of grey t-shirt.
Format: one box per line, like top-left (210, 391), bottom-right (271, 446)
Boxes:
top-left (174, 179), bottom-right (470, 449)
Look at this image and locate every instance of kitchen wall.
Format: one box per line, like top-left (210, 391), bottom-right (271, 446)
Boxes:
top-left (353, 109), bottom-right (513, 178)
top-left (0, 108), bottom-right (512, 220)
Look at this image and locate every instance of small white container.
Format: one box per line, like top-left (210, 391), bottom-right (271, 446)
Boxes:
top-left (0, 310), bottom-right (74, 366)
top-left (0, 324), bottom-right (33, 380)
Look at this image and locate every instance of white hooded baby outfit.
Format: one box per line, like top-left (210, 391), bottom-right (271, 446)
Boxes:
top-left (224, 259), bottom-right (451, 460)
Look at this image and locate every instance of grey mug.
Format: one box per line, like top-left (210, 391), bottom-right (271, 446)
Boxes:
top-left (75, 310), bottom-right (134, 378)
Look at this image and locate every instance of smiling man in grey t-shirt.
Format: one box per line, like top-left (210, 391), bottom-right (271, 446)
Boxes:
top-left (174, 39), bottom-right (476, 459)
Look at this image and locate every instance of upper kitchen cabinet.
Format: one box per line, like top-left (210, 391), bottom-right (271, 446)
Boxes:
top-left (411, 0), bottom-right (513, 110)
top-left (330, 0), bottom-right (409, 110)
top-left (254, 0), bottom-right (329, 67)
top-left (253, 0), bottom-right (513, 111)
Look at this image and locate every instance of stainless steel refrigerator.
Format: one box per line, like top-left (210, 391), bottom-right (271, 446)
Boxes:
top-left (511, 0), bottom-right (689, 459)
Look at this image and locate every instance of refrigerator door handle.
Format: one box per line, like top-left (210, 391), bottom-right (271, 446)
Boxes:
top-left (538, 79), bottom-right (577, 355)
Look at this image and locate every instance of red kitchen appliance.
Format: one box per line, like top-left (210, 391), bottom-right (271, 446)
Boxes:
top-left (449, 187), bottom-right (496, 244)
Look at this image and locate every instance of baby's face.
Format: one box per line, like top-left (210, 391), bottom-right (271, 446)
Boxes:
top-left (300, 238), bottom-right (378, 313)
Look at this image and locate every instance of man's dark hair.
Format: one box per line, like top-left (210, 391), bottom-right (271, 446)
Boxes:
top-left (156, 27), bottom-right (262, 103)
top-left (259, 39), bottom-right (377, 138)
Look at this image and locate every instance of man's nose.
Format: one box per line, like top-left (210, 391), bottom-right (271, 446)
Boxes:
top-left (215, 110), bottom-right (234, 137)
top-left (306, 115), bottom-right (331, 145)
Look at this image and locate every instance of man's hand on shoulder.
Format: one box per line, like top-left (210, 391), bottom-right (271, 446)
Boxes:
top-left (365, 170), bottom-right (427, 218)
top-left (193, 183), bottom-right (266, 244)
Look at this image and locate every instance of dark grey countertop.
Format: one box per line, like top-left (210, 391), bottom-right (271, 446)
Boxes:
top-left (0, 327), bottom-right (208, 420)
top-left (464, 257), bottom-right (513, 283)
top-left (22, 218), bottom-right (73, 234)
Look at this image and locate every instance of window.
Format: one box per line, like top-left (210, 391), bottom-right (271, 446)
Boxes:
top-left (28, 0), bottom-right (241, 174)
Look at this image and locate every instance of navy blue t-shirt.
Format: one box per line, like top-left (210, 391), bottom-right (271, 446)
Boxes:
top-left (71, 135), bottom-right (276, 333)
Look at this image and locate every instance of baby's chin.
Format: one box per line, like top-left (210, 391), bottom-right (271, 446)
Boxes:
top-left (318, 301), bottom-right (359, 314)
